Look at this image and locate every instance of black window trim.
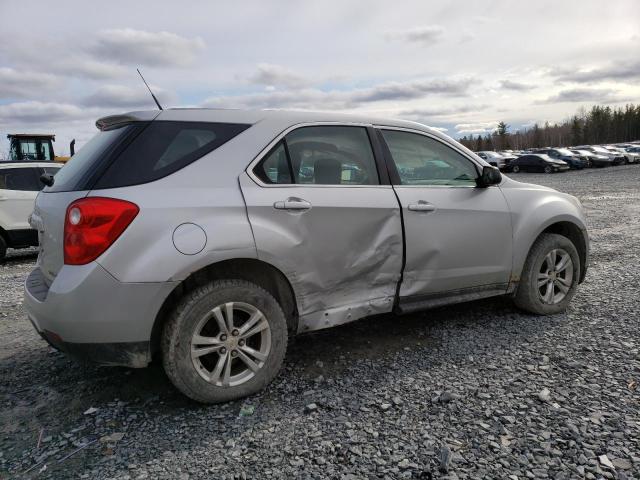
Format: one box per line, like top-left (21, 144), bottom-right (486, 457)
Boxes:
top-left (248, 122), bottom-right (390, 188)
top-left (375, 126), bottom-right (484, 188)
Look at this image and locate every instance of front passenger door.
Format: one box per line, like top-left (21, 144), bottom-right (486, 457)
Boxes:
top-left (379, 129), bottom-right (513, 305)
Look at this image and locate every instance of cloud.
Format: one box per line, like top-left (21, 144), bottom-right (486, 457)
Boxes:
top-left (549, 60), bottom-right (640, 83)
top-left (91, 29), bottom-right (205, 67)
top-left (204, 77), bottom-right (473, 110)
top-left (248, 63), bottom-right (309, 89)
top-left (80, 84), bottom-right (175, 109)
top-left (401, 104), bottom-right (489, 119)
top-left (0, 68), bottom-right (61, 99)
top-left (387, 25), bottom-right (445, 46)
top-left (499, 79), bottom-right (535, 91)
top-left (455, 121), bottom-right (499, 135)
top-left (0, 101), bottom-right (91, 125)
top-left (537, 87), bottom-right (630, 104)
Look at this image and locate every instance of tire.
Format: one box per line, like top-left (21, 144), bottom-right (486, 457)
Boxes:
top-left (544, 165), bottom-right (553, 174)
top-left (0, 236), bottom-right (6, 263)
top-left (162, 279), bottom-right (288, 403)
top-left (512, 165), bottom-right (520, 173)
top-left (514, 233), bottom-right (581, 315)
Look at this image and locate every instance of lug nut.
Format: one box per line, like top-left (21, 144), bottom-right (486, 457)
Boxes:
top-left (219, 347), bottom-right (227, 354)
top-left (232, 329), bottom-right (240, 336)
top-left (220, 334), bottom-right (227, 341)
top-left (238, 339), bottom-right (245, 347)
top-left (231, 350), bottom-right (238, 357)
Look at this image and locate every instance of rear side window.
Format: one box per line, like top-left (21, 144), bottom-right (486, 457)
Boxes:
top-left (0, 167), bottom-right (41, 191)
top-left (253, 126), bottom-right (379, 185)
top-left (95, 121), bottom-right (250, 189)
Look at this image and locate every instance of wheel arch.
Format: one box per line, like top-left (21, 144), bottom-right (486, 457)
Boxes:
top-left (150, 258), bottom-right (299, 356)
top-left (516, 218), bottom-right (588, 286)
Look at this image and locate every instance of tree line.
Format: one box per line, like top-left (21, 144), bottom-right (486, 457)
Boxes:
top-left (458, 104), bottom-right (640, 151)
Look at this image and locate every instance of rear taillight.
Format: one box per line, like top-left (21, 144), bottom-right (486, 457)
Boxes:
top-left (64, 197), bottom-right (139, 265)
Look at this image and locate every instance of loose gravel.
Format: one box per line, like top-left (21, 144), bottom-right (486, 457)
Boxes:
top-left (1, 165), bottom-right (639, 479)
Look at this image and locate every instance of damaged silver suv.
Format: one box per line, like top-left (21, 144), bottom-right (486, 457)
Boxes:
top-left (25, 109), bottom-right (588, 403)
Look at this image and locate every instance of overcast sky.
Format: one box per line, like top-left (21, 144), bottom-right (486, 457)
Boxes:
top-left (1, 0), bottom-right (639, 156)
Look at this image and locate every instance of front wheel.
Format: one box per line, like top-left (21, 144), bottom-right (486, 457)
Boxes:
top-left (512, 165), bottom-right (520, 173)
top-left (162, 279), bottom-right (288, 403)
top-left (514, 233), bottom-right (580, 315)
top-left (544, 165), bottom-right (553, 174)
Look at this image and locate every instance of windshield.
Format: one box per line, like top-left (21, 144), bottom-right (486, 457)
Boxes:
top-left (591, 146), bottom-right (610, 154)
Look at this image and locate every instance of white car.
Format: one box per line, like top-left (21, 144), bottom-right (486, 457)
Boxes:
top-left (0, 161), bottom-right (62, 261)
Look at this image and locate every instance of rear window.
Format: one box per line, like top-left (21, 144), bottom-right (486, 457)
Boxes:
top-left (94, 121), bottom-right (250, 189)
top-left (46, 121), bottom-right (250, 192)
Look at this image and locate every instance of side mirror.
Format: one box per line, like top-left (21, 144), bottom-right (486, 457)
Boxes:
top-left (476, 165), bottom-right (502, 187)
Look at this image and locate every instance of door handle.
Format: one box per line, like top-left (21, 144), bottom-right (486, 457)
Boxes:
top-left (274, 198), bottom-right (312, 211)
top-left (408, 201), bottom-right (436, 212)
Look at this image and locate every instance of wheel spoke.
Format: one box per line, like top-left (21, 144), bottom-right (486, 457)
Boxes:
top-left (543, 281), bottom-right (555, 303)
top-left (209, 352), bottom-right (228, 384)
top-left (222, 351), bottom-right (232, 386)
top-left (241, 318), bottom-right (269, 339)
top-left (192, 334), bottom-right (222, 346)
top-left (212, 307), bottom-right (228, 334)
top-left (237, 350), bottom-right (260, 372)
top-left (537, 272), bottom-right (549, 288)
top-left (239, 311), bottom-right (264, 336)
top-left (555, 254), bottom-right (571, 273)
top-left (224, 302), bottom-right (235, 332)
top-left (545, 250), bottom-right (556, 269)
top-left (240, 345), bottom-right (268, 362)
top-left (191, 345), bottom-right (221, 359)
top-left (555, 279), bottom-right (569, 294)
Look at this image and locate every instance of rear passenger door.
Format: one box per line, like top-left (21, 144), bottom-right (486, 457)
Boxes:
top-left (378, 128), bottom-right (513, 307)
top-left (240, 125), bottom-right (403, 331)
top-left (0, 167), bottom-right (42, 230)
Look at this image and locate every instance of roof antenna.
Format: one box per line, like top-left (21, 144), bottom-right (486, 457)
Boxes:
top-left (137, 68), bottom-right (163, 110)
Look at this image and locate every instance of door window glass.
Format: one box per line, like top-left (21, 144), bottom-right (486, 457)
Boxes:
top-left (286, 126), bottom-right (378, 185)
top-left (0, 168), bottom-right (41, 191)
top-left (254, 141), bottom-right (292, 184)
top-left (382, 130), bottom-right (478, 186)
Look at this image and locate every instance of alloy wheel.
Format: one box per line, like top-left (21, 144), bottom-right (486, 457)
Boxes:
top-left (190, 302), bottom-right (271, 387)
top-left (537, 248), bottom-right (574, 305)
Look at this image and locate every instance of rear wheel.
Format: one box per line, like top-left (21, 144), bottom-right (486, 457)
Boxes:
top-left (162, 279), bottom-right (288, 403)
top-left (514, 233), bottom-right (580, 315)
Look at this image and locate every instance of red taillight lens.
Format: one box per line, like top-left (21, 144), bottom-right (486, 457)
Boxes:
top-left (64, 197), bottom-right (139, 265)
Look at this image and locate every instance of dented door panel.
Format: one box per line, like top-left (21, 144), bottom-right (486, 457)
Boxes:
top-left (239, 173), bottom-right (402, 331)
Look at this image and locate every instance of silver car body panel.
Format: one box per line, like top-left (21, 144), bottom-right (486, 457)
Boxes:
top-left (239, 173), bottom-right (402, 332)
top-left (23, 108), bottom-right (589, 365)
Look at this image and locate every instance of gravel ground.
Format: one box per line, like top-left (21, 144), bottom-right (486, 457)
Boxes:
top-left (1, 165), bottom-right (639, 480)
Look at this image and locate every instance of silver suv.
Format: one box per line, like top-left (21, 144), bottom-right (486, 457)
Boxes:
top-left (24, 109), bottom-right (588, 403)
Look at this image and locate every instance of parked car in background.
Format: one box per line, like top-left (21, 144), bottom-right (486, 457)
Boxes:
top-left (476, 151), bottom-right (508, 170)
top-left (604, 145), bottom-right (640, 164)
top-left (576, 146), bottom-right (626, 165)
top-left (570, 149), bottom-right (612, 168)
top-left (0, 161), bottom-right (63, 261)
top-left (508, 154), bottom-right (569, 173)
top-left (625, 146), bottom-right (640, 154)
top-left (534, 148), bottom-right (586, 170)
top-left (23, 109), bottom-right (588, 403)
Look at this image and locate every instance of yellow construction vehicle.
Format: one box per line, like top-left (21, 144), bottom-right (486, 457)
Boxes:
top-left (6, 134), bottom-right (74, 163)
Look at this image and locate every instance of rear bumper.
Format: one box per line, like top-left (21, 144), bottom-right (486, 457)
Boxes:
top-left (24, 263), bottom-right (178, 367)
